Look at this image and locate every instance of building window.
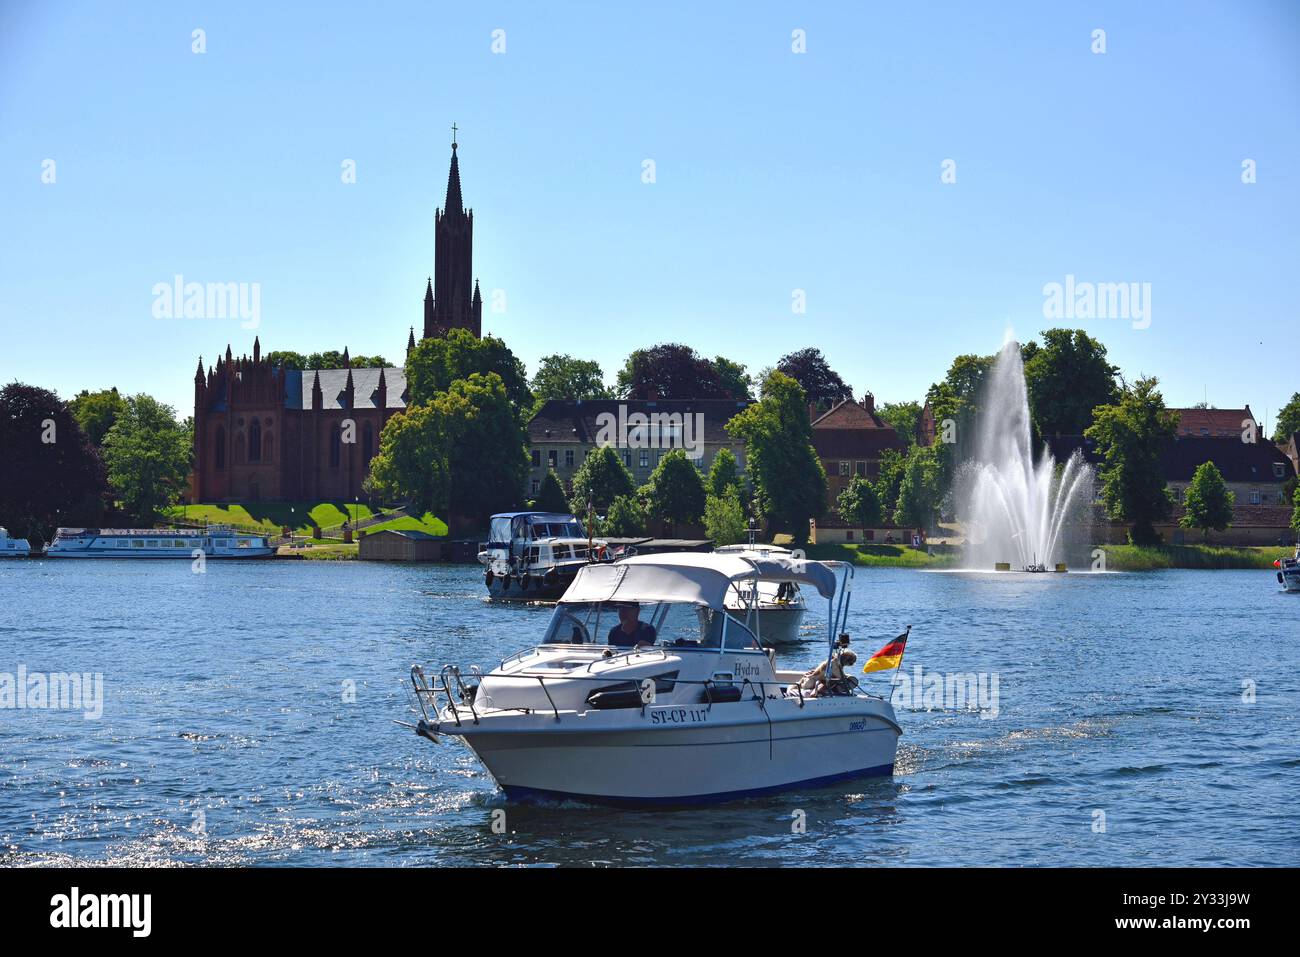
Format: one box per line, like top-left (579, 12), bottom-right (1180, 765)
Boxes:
top-left (263, 432), bottom-right (273, 463)
top-left (330, 424), bottom-right (341, 467)
top-left (1273, 463), bottom-right (1285, 478)
top-left (363, 422), bottom-right (374, 464)
top-left (214, 426), bottom-right (226, 471)
top-left (623, 449), bottom-right (632, 468)
top-left (1250, 489), bottom-right (1261, 504)
top-left (855, 461), bottom-right (867, 477)
top-left (838, 461), bottom-right (850, 477)
top-left (249, 419), bottom-right (262, 462)
top-left (547, 450), bottom-right (557, 469)
top-left (865, 529), bottom-right (874, 541)
top-left (531, 479), bottom-right (540, 495)
top-left (846, 530), bottom-right (854, 541)
top-left (639, 450), bottom-right (649, 469)
top-left (531, 450), bottom-right (541, 468)
top-left (565, 449), bottom-right (575, 468)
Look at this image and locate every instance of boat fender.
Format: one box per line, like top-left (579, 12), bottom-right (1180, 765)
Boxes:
top-left (1279, 572), bottom-right (1285, 584)
top-left (544, 568), bottom-right (558, 585)
top-left (485, 570), bottom-right (495, 587)
top-left (701, 684), bottom-right (742, 704)
top-left (586, 687), bottom-right (646, 710)
top-left (521, 572), bottom-right (530, 590)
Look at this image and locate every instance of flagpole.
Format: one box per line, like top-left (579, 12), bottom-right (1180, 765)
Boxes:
top-left (888, 625), bottom-right (912, 695)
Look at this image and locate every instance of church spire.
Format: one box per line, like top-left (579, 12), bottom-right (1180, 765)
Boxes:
top-left (407, 326), bottom-right (416, 355)
top-left (343, 346), bottom-right (351, 369)
top-left (253, 335), bottom-right (261, 364)
top-left (444, 129), bottom-right (464, 213)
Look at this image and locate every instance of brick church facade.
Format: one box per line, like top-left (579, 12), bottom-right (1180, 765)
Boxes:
top-left (189, 138), bottom-right (483, 503)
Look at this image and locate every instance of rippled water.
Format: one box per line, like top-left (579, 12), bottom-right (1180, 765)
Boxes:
top-left (1, 559), bottom-right (1296, 866)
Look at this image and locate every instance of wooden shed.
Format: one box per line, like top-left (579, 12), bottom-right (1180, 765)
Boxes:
top-left (359, 529), bottom-right (444, 562)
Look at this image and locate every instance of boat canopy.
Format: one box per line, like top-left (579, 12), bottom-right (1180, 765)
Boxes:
top-left (560, 552), bottom-right (838, 608)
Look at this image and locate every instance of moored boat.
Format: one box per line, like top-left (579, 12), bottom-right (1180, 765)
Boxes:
top-left (478, 511), bottom-right (623, 601)
top-left (0, 527), bottom-right (32, 558)
top-left (1277, 547), bottom-right (1300, 592)
top-left (714, 543), bottom-right (809, 645)
top-left (44, 526), bottom-right (273, 558)
top-left (408, 552), bottom-right (902, 805)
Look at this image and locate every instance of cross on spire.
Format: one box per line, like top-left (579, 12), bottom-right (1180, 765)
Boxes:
top-left (451, 122), bottom-right (458, 148)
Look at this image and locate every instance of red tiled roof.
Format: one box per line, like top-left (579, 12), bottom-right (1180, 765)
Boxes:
top-left (1172, 407), bottom-right (1256, 437)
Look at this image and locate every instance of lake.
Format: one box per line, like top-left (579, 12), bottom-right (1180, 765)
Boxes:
top-left (1, 559), bottom-right (1295, 866)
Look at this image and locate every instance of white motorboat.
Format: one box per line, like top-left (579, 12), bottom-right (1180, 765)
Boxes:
top-left (0, 527), bottom-right (31, 558)
top-left (44, 526), bottom-right (274, 558)
top-left (1277, 547), bottom-right (1300, 592)
top-left (478, 511), bottom-right (623, 601)
top-left (408, 552), bottom-right (902, 805)
top-left (715, 542), bottom-right (808, 645)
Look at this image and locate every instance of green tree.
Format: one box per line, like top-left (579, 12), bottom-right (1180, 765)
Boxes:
top-left (1273, 392), bottom-right (1300, 443)
top-left (1291, 485), bottom-right (1300, 533)
top-left (405, 329), bottom-right (532, 414)
top-left (102, 394), bottom-right (192, 522)
top-left (645, 449), bottom-right (707, 525)
top-left (604, 494), bottom-right (648, 537)
top-left (1085, 377), bottom-right (1179, 544)
top-left (264, 351), bottom-right (307, 371)
top-left (706, 447), bottom-right (742, 498)
top-left (530, 355), bottom-right (613, 406)
top-left (534, 469), bottom-right (569, 512)
top-left (69, 387), bottom-right (127, 446)
top-left (893, 444), bottom-right (943, 532)
top-left (712, 356), bottom-right (754, 402)
top-left (0, 382), bottom-right (109, 543)
top-left (877, 400), bottom-right (922, 450)
top-left (1180, 461), bottom-right (1235, 541)
top-left (837, 475), bottom-right (883, 528)
top-left (365, 403), bottom-right (451, 517)
top-left (704, 486), bottom-right (746, 545)
top-left (726, 370), bottom-right (827, 544)
top-left (1023, 328), bottom-right (1120, 437)
top-left (436, 373), bottom-right (528, 524)
top-left (569, 444), bottom-right (636, 511)
top-left (875, 447), bottom-right (907, 516)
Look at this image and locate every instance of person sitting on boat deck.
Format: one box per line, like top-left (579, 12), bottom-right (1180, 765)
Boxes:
top-left (796, 650), bottom-right (858, 695)
top-left (608, 602), bottom-right (657, 648)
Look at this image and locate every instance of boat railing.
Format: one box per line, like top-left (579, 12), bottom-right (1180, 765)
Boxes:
top-left (411, 659), bottom-right (896, 726)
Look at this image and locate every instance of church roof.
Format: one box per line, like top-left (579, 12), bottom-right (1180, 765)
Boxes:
top-left (283, 368), bottom-right (407, 410)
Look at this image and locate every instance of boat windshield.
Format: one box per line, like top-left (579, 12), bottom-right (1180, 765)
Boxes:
top-left (528, 518), bottom-right (584, 539)
top-left (543, 600), bottom-right (761, 650)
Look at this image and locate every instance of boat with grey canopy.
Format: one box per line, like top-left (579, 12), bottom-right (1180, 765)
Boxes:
top-left (407, 552), bottom-right (902, 805)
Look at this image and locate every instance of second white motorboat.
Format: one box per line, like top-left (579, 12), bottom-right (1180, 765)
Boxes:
top-left (715, 542), bottom-right (808, 645)
top-left (408, 552), bottom-right (903, 805)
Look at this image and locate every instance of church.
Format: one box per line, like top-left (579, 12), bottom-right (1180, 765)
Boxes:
top-left (189, 136), bottom-right (483, 503)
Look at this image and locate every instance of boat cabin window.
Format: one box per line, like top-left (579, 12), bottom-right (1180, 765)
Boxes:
top-left (489, 516), bottom-right (513, 544)
top-left (541, 601), bottom-right (760, 650)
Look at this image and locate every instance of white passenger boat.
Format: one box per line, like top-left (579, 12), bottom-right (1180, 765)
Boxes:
top-left (0, 527), bottom-right (31, 558)
top-left (408, 552), bottom-right (902, 805)
top-left (44, 526), bottom-right (274, 558)
top-left (478, 511), bottom-right (622, 601)
top-left (1277, 547), bottom-right (1300, 592)
top-left (715, 542), bottom-right (808, 645)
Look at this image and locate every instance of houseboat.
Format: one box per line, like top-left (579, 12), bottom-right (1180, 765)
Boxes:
top-left (44, 526), bottom-right (274, 559)
top-left (478, 511), bottom-right (621, 601)
top-left (0, 527), bottom-right (31, 558)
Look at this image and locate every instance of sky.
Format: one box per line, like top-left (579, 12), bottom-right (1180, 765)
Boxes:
top-left (1, 0), bottom-right (1297, 430)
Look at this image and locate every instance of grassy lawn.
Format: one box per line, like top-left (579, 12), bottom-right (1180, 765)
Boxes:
top-left (167, 501), bottom-right (432, 536)
top-left (1098, 544), bottom-right (1293, 570)
top-left (362, 512), bottom-right (448, 536)
top-left (278, 542), bottom-right (358, 560)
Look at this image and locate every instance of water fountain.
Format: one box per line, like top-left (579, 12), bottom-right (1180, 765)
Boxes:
top-left (958, 340), bottom-right (1094, 571)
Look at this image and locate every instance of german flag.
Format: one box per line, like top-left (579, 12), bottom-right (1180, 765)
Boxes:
top-left (863, 628), bottom-right (910, 674)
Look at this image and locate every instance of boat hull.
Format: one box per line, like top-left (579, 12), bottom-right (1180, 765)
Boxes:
top-left (443, 698), bottom-right (899, 805)
top-left (727, 604), bottom-right (806, 645)
top-left (484, 568), bottom-right (580, 601)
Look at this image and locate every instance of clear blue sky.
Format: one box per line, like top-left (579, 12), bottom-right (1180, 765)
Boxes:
top-left (2, 1), bottom-right (1297, 429)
